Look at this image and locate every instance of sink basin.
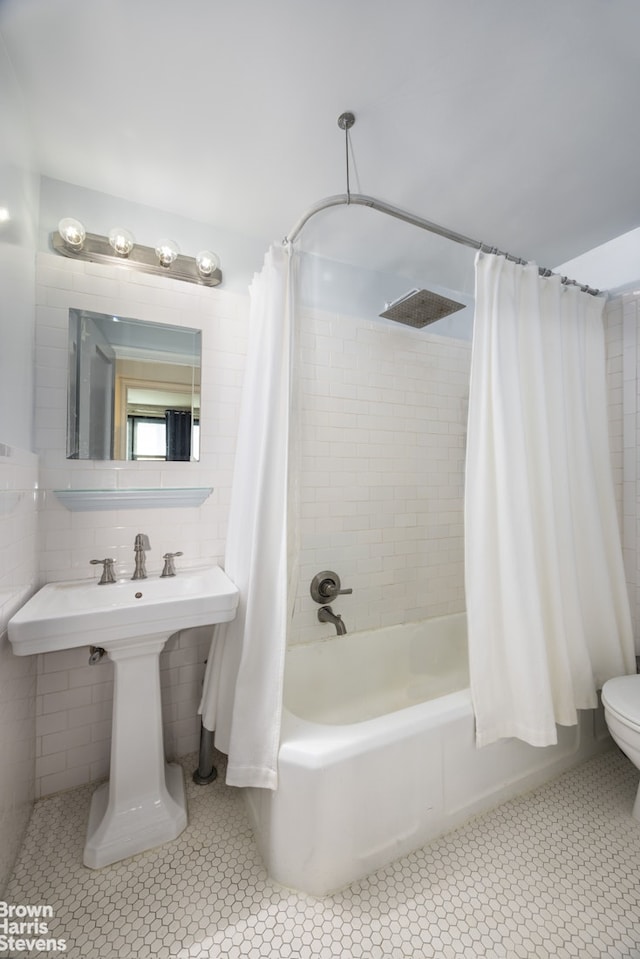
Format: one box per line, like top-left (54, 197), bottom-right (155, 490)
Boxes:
top-left (8, 565), bottom-right (239, 655)
top-left (8, 564), bottom-right (239, 869)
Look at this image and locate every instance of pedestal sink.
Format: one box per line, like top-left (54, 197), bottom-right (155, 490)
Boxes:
top-left (8, 565), bottom-right (239, 868)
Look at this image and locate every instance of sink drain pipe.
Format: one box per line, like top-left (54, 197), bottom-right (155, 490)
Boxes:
top-left (192, 722), bottom-right (217, 784)
top-left (193, 649), bottom-right (216, 785)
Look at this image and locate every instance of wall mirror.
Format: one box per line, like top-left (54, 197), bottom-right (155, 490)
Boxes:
top-left (67, 309), bottom-right (201, 461)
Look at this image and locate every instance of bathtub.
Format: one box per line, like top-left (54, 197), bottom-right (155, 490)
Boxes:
top-left (244, 612), bottom-right (610, 896)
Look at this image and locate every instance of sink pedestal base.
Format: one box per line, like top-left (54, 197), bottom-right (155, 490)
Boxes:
top-left (84, 762), bottom-right (186, 869)
top-left (83, 633), bottom-right (188, 869)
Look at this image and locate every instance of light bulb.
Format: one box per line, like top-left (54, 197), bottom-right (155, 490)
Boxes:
top-left (108, 227), bottom-right (135, 257)
top-left (195, 250), bottom-right (220, 277)
top-left (155, 238), bottom-right (179, 267)
top-left (58, 217), bottom-right (86, 251)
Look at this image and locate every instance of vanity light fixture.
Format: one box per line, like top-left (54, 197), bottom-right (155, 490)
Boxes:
top-left (108, 227), bottom-right (135, 257)
top-left (196, 250), bottom-right (220, 278)
top-left (155, 238), bottom-right (180, 268)
top-left (58, 217), bottom-right (87, 251)
top-left (52, 218), bottom-right (222, 287)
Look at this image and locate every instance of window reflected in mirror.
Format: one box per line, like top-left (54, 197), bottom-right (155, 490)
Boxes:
top-left (67, 310), bottom-right (201, 461)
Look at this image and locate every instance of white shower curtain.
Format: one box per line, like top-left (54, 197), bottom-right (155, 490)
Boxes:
top-left (465, 251), bottom-right (635, 748)
top-left (198, 243), bottom-right (294, 788)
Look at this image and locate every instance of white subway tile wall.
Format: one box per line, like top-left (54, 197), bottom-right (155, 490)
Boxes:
top-left (290, 306), bottom-right (471, 644)
top-left (34, 253), bottom-right (248, 797)
top-left (0, 444), bottom-right (39, 885)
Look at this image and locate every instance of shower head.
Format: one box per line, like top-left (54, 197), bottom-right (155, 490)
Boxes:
top-left (380, 288), bottom-right (465, 329)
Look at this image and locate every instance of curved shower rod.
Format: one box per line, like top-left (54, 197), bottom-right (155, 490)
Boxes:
top-left (283, 191), bottom-right (602, 297)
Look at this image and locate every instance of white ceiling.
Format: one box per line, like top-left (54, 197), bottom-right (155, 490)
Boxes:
top-left (2, 0), bottom-right (640, 288)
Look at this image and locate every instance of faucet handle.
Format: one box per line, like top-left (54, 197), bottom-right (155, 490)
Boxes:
top-left (90, 558), bottom-right (117, 585)
top-left (135, 533), bottom-right (151, 550)
top-left (161, 551), bottom-right (183, 577)
top-left (310, 570), bottom-right (353, 603)
top-left (331, 584), bottom-right (353, 597)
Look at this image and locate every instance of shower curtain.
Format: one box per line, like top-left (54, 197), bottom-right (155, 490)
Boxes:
top-left (465, 251), bottom-right (635, 748)
top-left (198, 243), bottom-right (294, 788)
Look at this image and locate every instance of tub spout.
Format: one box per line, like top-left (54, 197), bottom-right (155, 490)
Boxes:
top-left (318, 605), bottom-right (347, 635)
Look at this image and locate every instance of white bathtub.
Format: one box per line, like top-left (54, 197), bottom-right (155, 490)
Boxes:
top-left (244, 613), bottom-right (610, 896)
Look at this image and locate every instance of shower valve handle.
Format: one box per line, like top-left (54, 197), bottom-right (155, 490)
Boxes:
top-left (310, 570), bottom-right (353, 604)
top-left (322, 581), bottom-right (353, 599)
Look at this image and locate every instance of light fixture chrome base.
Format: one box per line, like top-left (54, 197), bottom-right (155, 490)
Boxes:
top-left (52, 231), bottom-right (222, 287)
top-left (337, 112), bottom-right (355, 130)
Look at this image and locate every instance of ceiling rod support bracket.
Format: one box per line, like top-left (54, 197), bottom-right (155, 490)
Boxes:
top-left (337, 112), bottom-right (355, 131)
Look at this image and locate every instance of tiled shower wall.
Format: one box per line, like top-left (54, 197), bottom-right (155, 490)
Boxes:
top-left (290, 305), bottom-right (471, 644)
top-left (33, 252), bottom-right (249, 797)
top-left (290, 296), bottom-right (631, 649)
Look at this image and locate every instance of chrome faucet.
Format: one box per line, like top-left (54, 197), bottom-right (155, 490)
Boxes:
top-left (311, 571), bottom-right (351, 635)
top-left (90, 557), bottom-right (116, 585)
top-left (132, 533), bottom-right (151, 580)
top-left (161, 551), bottom-right (183, 577)
top-left (318, 605), bottom-right (347, 635)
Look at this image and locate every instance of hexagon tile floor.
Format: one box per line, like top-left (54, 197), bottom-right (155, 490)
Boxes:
top-left (3, 747), bottom-right (640, 959)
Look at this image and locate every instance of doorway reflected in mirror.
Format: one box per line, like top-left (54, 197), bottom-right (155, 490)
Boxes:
top-left (67, 309), bottom-right (201, 461)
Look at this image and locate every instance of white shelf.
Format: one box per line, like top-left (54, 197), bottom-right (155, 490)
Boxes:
top-left (53, 488), bottom-right (213, 511)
